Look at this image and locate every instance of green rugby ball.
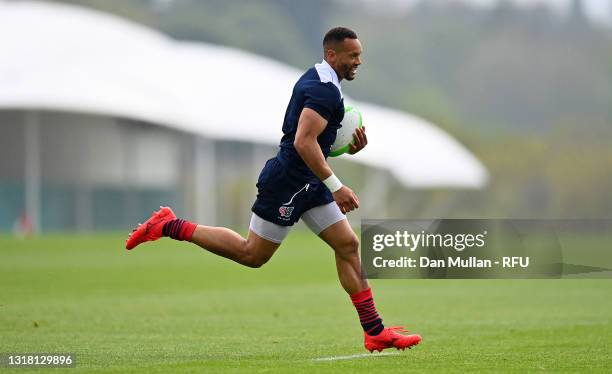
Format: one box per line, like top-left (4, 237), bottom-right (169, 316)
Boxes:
top-left (329, 106), bottom-right (363, 157)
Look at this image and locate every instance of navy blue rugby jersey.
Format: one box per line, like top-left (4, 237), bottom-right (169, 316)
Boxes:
top-left (276, 60), bottom-right (345, 184)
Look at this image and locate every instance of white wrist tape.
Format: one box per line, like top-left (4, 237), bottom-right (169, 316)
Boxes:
top-left (323, 173), bottom-right (343, 193)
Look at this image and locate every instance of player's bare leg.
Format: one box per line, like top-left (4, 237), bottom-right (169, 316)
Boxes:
top-left (190, 227), bottom-right (280, 268)
top-left (319, 218), bottom-right (421, 352)
top-left (318, 218), bottom-right (368, 295)
top-left (126, 206), bottom-right (280, 268)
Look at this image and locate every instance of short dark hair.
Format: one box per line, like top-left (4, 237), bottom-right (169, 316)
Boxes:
top-left (323, 27), bottom-right (357, 48)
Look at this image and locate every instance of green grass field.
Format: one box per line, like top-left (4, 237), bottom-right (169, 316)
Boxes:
top-left (1, 232), bottom-right (611, 373)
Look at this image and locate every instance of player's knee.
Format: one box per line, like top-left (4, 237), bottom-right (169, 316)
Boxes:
top-left (240, 243), bottom-right (271, 268)
top-left (242, 254), bottom-right (270, 268)
top-left (335, 234), bottom-right (360, 259)
top-left (348, 235), bottom-right (360, 255)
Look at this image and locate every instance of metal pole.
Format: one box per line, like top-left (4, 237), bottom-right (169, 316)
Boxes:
top-left (75, 183), bottom-right (92, 232)
top-left (194, 136), bottom-right (216, 225)
top-left (24, 111), bottom-right (41, 233)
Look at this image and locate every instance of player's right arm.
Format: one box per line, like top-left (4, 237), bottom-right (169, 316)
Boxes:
top-left (294, 108), bottom-right (359, 214)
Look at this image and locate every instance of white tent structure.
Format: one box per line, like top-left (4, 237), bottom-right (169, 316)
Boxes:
top-left (0, 1), bottom-right (488, 231)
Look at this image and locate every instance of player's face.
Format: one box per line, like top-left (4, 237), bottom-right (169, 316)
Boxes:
top-left (330, 38), bottom-right (362, 81)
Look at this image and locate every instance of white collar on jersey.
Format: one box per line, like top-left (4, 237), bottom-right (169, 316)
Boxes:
top-left (314, 59), bottom-right (343, 99)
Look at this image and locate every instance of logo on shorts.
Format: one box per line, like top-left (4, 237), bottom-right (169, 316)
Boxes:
top-left (277, 183), bottom-right (309, 221)
top-left (278, 206), bottom-right (294, 219)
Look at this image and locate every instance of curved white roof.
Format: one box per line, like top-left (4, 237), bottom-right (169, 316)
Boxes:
top-left (0, 0), bottom-right (488, 188)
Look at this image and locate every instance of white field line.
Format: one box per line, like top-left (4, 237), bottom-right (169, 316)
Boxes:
top-left (314, 352), bottom-right (400, 361)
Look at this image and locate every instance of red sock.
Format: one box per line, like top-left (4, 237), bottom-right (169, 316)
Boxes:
top-left (162, 219), bottom-right (197, 241)
top-left (350, 287), bottom-right (385, 336)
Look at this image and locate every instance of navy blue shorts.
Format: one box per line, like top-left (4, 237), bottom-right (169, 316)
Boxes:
top-left (251, 157), bottom-right (334, 226)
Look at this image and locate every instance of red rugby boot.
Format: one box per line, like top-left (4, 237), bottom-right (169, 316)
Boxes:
top-left (364, 326), bottom-right (421, 353)
top-left (125, 206), bottom-right (176, 250)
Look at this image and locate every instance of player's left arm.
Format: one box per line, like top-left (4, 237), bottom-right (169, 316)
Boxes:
top-left (347, 126), bottom-right (368, 155)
